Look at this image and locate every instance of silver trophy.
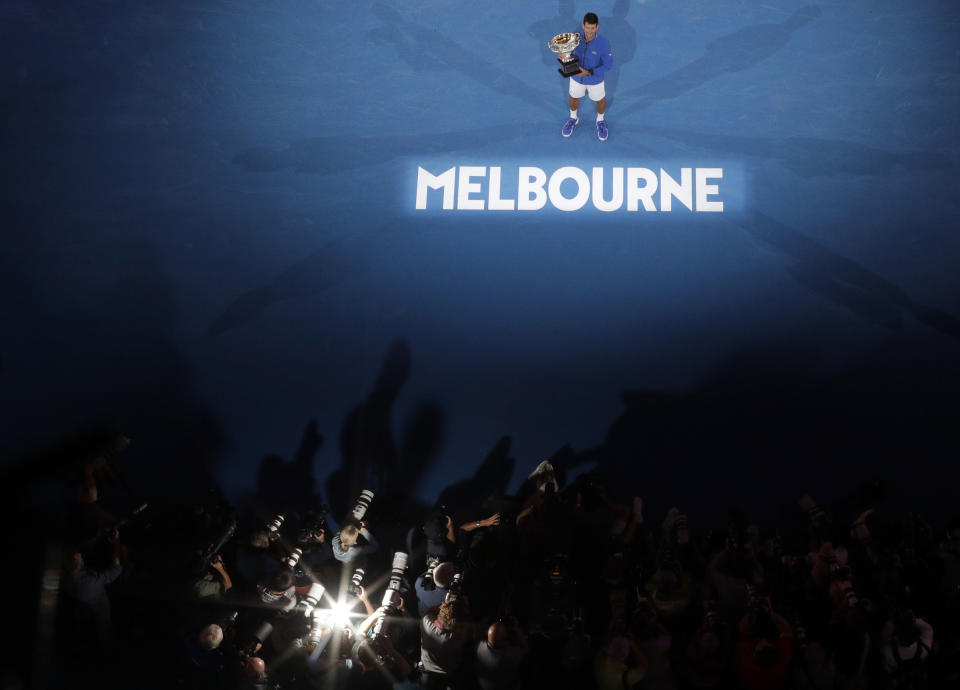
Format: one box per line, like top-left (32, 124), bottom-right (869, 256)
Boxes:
top-left (548, 32), bottom-right (582, 78)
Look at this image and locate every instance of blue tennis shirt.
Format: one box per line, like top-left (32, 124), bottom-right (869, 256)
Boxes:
top-left (570, 31), bottom-right (613, 85)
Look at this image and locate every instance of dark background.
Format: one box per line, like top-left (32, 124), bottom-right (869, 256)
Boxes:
top-left (3, 0), bottom-right (959, 530)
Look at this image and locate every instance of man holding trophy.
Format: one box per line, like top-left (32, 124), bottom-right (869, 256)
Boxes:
top-left (548, 12), bottom-right (614, 141)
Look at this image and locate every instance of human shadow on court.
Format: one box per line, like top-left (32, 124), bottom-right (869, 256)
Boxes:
top-left (526, 0), bottom-right (578, 69)
top-left (365, 23), bottom-right (430, 73)
top-left (597, 0), bottom-right (637, 105)
top-left (321, 340), bottom-right (446, 537)
top-left (207, 234), bottom-right (369, 335)
top-left (637, 125), bottom-right (952, 177)
top-left (617, 5), bottom-right (821, 117)
top-left (577, 349), bottom-right (960, 524)
top-left (6, 228), bottom-right (228, 502)
top-left (370, 1), bottom-right (556, 115)
top-left (734, 211), bottom-right (960, 339)
top-left (325, 339), bottom-right (408, 520)
top-left (233, 121), bottom-right (549, 176)
top-left (255, 419), bottom-right (324, 518)
top-left (392, 402), bottom-right (445, 500)
top-left (434, 436), bottom-right (516, 524)
top-left (513, 443), bottom-right (584, 501)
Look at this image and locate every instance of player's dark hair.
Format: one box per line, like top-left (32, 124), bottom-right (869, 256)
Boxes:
top-left (583, 12), bottom-right (599, 25)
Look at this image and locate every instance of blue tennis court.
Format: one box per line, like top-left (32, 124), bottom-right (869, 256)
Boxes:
top-left (2, 0), bottom-right (959, 519)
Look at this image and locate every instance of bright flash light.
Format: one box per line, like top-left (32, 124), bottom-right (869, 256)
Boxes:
top-left (329, 601), bottom-right (353, 629)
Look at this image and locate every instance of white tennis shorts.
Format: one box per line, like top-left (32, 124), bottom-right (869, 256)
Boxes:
top-left (569, 78), bottom-right (606, 101)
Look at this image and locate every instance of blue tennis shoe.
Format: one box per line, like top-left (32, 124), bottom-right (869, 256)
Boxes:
top-left (561, 117), bottom-right (578, 138)
top-left (597, 120), bottom-right (608, 141)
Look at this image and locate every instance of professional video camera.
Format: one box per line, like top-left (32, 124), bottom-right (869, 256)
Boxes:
top-left (350, 489), bottom-right (375, 522)
top-left (369, 551), bottom-right (409, 639)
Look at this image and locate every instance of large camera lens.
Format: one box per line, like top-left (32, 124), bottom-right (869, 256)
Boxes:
top-left (303, 582), bottom-right (326, 610)
top-left (351, 490), bottom-right (375, 521)
top-left (286, 547), bottom-right (303, 568)
top-left (267, 514), bottom-right (285, 533)
top-left (348, 567), bottom-right (365, 596)
top-left (377, 551), bottom-right (409, 622)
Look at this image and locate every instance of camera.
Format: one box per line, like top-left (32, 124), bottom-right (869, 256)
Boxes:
top-left (297, 506), bottom-right (329, 546)
top-left (347, 567), bottom-right (366, 597)
top-left (381, 551), bottom-right (408, 609)
top-left (221, 610), bottom-right (239, 629)
top-left (267, 513), bottom-right (285, 534)
top-left (444, 572), bottom-right (464, 603)
top-left (421, 556), bottom-right (441, 592)
top-left (305, 610), bottom-right (326, 654)
top-left (370, 551), bottom-right (409, 639)
top-left (301, 582), bottom-right (326, 614)
top-left (351, 489), bottom-right (375, 522)
top-left (305, 607), bottom-right (351, 662)
top-left (284, 547), bottom-right (303, 569)
top-left (239, 621), bottom-right (273, 662)
top-left (194, 518), bottom-right (237, 577)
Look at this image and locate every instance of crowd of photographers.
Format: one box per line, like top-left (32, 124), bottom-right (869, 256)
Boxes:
top-left (52, 437), bottom-right (960, 690)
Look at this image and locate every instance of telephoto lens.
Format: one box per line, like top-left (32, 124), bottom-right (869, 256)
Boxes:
top-left (351, 489), bottom-right (375, 521)
top-left (240, 620), bottom-right (273, 659)
top-left (285, 547), bottom-right (303, 569)
top-left (267, 514), bottom-right (285, 534)
top-left (380, 551), bottom-right (409, 610)
top-left (347, 567), bottom-right (365, 597)
top-left (445, 572), bottom-right (463, 602)
top-left (306, 608), bottom-right (327, 653)
top-left (301, 582), bottom-right (326, 615)
top-left (365, 551), bottom-right (409, 641)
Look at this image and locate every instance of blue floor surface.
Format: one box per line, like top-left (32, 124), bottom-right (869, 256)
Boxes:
top-left (2, 0), bottom-right (959, 520)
